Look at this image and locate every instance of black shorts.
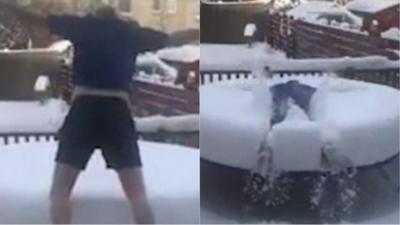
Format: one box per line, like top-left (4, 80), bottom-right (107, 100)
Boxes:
top-left (56, 96), bottom-right (142, 170)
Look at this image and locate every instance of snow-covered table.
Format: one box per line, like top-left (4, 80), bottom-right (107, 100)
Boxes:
top-left (0, 141), bottom-right (199, 224)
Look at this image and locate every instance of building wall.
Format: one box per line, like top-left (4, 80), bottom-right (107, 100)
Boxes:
top-left (15, 0), bottom-right (199, 33)
top-left (125, 0), bottom-right (200, 33)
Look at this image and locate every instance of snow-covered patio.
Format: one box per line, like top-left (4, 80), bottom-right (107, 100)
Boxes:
top-left (0, 141), bottom-right (199, 224)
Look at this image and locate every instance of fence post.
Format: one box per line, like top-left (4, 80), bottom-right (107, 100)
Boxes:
top-left (281, 14), bottom-right (287, 53)
top-left (291, 18), bottom-right (299, 58)
top-left (60, 62), bottom-right (73, 104)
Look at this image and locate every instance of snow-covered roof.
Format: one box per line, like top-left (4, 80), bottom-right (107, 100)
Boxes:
top-left (346, 0), bottom-right (400, 13)
top-left (157, 45), bottom-right (199, 63)
top-left (201, 0), bottom-right (271, 5)
top-left (382, 27), bottom-right (400, 40)
top-left (287, 1), bottom-right (362, 25)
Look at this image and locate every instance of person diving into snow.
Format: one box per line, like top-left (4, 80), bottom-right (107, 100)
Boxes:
top-left (245, 73), bottom-right (318, 203)
top-left (45, 6), bottom-right (168, 224)
top-left (245, 69), bottom-right (357, 213)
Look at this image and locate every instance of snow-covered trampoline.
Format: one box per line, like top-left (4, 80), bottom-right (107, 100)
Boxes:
top-left (201, 76), bottom-right (399, 171)
top-left (0, 141), bottom-right (199, 224)
top-left (200, 75), bottom-right (399, 223)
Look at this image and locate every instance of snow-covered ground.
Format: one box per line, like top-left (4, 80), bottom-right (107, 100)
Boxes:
top-left (0, 141), bottom-right (199, 224)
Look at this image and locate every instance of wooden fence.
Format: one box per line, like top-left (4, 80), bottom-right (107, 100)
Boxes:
top-left (264, 14), bottom-right (400, 59)
top-left (131, 80), bottom-right (199, 116)
top-left (0, 52), bottom-right (199, 147)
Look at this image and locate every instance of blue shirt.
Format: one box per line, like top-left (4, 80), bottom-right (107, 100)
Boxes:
top-left (48, 15), bottom-right (169, 91)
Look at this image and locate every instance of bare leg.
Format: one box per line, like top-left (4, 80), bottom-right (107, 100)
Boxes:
top-left (50, 163), bottom-right (80, 224)
top-left (118, 168), bottom-right (154, 224)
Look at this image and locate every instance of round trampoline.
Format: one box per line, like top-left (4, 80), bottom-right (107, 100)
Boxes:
top-left (200, 76), bottom-right (399, 223)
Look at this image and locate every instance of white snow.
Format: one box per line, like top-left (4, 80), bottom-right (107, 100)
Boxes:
top-left (346, 0), bottom-right (399, 13)
top-left (200, 77), bottom-right (399, 171)
top-left (156, 45), bottom-right (199, 63)
top-left (382, 27), bottom-right (400, 40)
top-left (287, 1), bottom-right (362, 28)
top-left (265, 56), bottom-right (400, 71)
top-left (0, 100), bottom-right (198, 133)
top-left (0, 141), bottom-right (199, 224)
top-left (200, 43), bottom-right (287, 71)
top-left (269, 120), bottom-right (322, 171)
top-left (134, 73), bottom-right (183, 89)
top-left (135, 45), bottom-right (199, 87)
top-left (47, 40), bottom-right (72, 53)
top-left (135, 114), bottom-right (199, 132)
top-left (200, 44), bottom-right (399, 72)
top-left (200, 80), bottom-right (271, 169)
top-left (136, 52), bottom-right (178, 79)
top-left (0, 99), bottom-right (68, 133)
top-left (201, 0), bottom-right (272, 6)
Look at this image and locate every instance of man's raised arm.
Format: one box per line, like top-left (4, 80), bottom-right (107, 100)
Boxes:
top-left (136, 27), bottom-right (170, 53)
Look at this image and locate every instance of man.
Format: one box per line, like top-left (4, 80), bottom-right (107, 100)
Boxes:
top-left (244, 22), bottom-right (257, 48)
top-left (245, 77), bottom-right (317, 204)
top-left (47, 6), bottom-right (168, 224)
top-left (269, 79), bottom-right (317, 126)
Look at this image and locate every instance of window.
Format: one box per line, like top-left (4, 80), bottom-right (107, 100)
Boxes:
top-left (167, 0), bottom-right (177, 14)
top-left (119, 0), bottom-right (131, 13)
top-left (153, 0), bottom-right (162, 12)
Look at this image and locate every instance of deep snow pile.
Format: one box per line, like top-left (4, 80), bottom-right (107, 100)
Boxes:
top-left (0, 141), bottom-right (199, 224)
top-left (200, 76), bottom-right (400, 171)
